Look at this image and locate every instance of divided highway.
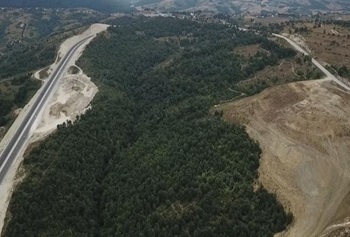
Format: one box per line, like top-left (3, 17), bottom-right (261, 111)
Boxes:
top-left (0, 36), bottom-right (92, 183)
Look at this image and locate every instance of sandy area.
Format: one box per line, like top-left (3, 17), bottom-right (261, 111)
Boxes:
top-left (215, 78), bottom-right (350, 237)
top-left (0, 23), bottom-right (108, 234)
top-left (35, 70), bottom-right (98, 134)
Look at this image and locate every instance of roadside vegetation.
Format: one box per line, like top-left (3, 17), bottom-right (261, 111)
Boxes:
top-left (0, 75), bottom-right (40, 130)
top-left (3, 17), bottom-right (297, 236)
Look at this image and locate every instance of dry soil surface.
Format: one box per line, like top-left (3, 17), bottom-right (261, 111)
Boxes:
top-left (282, 33), bottom-right (311, 54)
top-left (0, 23), bottom-right (108, 234)
top-left (33, 67), bottom-right (98, 136)
top-left (216, 78), bottom-right (350, 237)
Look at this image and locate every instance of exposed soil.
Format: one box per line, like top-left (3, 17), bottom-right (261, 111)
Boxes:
top-left (288, 34), bottom-right (312, 53)
top-left (35, 71), bottom-right (98, 134)
top-left (234, 44), bottom-right (261, 58)
top-left (38, 66), bottom-right (50, 79)
top-left (68, 65), bottom-right (81, 75)
top-left (236, 56), bottom-right (319, 92)
top-left (214, 78), bottom-right (350, 237)
top-left (284, 22), bottom-right (350, 68)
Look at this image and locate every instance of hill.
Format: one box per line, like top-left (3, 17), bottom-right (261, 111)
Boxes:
top-left (215, 78), bottom-right (350, 237)
top-left (137, 0), bottom-right (350, 14)
top-left (2, 16), bottom-right (297, 236)
top-left (0, 0), bottom-right (131, 12)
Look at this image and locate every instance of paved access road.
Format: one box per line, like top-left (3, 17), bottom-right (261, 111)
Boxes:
top-left (273, 33), bottom-right (350, 91)
top-left (0, 36), bottom-right (92, 183)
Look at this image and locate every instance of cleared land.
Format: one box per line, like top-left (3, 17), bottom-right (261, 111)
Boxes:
top-left (283, 22), bottom-right (350, 68)
top-left (244, 15), bottom-right (350, 71)
top-left (214, 79), bottom-right (350, 237)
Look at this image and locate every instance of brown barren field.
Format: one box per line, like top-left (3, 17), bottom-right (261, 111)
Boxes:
top-left (215, 79), bottom-right (350, 237)
top-left (285, 22), bottom-right (350, 68)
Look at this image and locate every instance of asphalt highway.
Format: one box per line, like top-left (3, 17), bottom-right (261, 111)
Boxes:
top-left (0, 36), bottom-right (92, 183)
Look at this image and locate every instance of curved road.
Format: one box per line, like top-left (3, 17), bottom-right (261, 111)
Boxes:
top-left (0, 36), bottom-right (92, 183)
top-left (272, 33), bottom-right (350, 91)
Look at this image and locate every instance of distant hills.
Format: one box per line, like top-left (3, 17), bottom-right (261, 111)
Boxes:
top-left (136, 0), bottom-right (350, 14)
top-left (0, 0), bottom-right (349, 14)
top-left (0, 0), bottom-right (131, 12)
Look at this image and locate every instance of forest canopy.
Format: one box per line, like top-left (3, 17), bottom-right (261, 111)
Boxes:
top-left (3, 17), bottom-right (295, 237)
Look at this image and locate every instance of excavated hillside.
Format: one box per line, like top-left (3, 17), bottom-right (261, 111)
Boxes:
top-left (215, 78), bottom-right (350, 237)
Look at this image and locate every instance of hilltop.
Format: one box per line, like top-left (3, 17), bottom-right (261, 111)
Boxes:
top-left (1, 0), bottom-right (350, 14)
top-left (0, 0), bottom-right (131, 13)
top-left (137, 0), bottom-right (350, 14)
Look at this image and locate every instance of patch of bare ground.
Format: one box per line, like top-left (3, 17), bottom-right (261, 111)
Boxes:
top-left (214, 79), bottom-right (350, 237)
top-left (35, 71), bottom-right (98, 134)
top-left (245, 16), bottom-right (291, 25)
top-left (157, 58), bottom-right (174, 69)
top-left (234, 44), bottom-right (260, 58)
top-left (236, 54), bottom-right (322, 94)
top-left (284, 22), bottom-right (350, 68)
top-left (38, 66), bottom-right (50, 79)
top-left (68, 65), bottom-right (81, 75)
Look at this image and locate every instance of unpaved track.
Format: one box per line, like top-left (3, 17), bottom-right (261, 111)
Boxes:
top-left (0, 23), bottom-right (108, 233)
top-left (216, 79), bottom-right (350, 237)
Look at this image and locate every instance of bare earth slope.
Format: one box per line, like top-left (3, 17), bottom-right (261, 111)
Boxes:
top-left (216, 78), bottom-right (350, 237)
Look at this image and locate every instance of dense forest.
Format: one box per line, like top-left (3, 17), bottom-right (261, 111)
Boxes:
top-left (0, 21), bottom-right (6, 40)
top-left (3, 17), bottom-right (295, 236)
top-left (0, 35), bottom-right (56, 128)
top-left (0, 75), bottom-right (40, 127)
top-left (0, 43), bottom-right (56, 79)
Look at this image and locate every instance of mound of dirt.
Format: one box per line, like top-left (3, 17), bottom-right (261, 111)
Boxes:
top-left (215, 79), bottom-right (350, 237)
